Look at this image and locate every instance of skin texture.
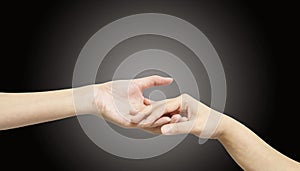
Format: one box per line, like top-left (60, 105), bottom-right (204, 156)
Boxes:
top-left (91, 75), bottom-right (179, 133)
top-left (0, 89), bottom-right (75, 130)
top-left (0, 75), bottom-right (172, 130)
top-left (0, 75), bottom-right (300, 170)
top-left (144, 94), bottom-right (300, 171)
top-left (218, 115), bottom-right (300, 171)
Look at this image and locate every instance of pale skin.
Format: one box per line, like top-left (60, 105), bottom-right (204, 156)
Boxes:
top-left (0, 75), bottom-right (174, 131)
top-left (0, 75), bottom-right (299, 170)
top-left (138, 94), bottom-right (300, 171)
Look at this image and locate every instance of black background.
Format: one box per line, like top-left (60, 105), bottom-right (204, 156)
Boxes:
top-left (0, 0), bottom-right (299, 170)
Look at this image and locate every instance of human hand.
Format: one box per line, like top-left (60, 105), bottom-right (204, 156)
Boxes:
top-left (137, 94), bottom-right (224, 139)
top-left (92, 75), bottom-right (173, 128)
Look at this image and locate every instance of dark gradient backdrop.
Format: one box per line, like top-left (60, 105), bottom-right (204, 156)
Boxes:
top-left (0, 0), bottom-right (299, 170)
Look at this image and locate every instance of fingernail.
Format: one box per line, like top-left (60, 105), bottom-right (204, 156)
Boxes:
top-left (162, 125), bottom-right (171, 135)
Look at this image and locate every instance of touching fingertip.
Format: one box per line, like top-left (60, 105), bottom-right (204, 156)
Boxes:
top-left (180, 117), bottom-right (189, 122)
top-left (161, 125), bottom-right (172, 135)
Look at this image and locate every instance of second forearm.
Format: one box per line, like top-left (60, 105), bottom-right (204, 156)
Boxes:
top-left (217, 115), bottom-right (300, 171)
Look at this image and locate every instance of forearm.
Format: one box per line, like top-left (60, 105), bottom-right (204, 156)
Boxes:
top-left (0, 89), bottom-right (76, 130)
top-left (217, 115), bottom-right (300, 171)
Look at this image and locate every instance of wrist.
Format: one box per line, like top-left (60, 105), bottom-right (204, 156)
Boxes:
top-left (215, 114), bottom-right (234, 140)
top-left (192, 104), bottom-right (225, 139)
top-left (72, 84), bottom-right (98, 115)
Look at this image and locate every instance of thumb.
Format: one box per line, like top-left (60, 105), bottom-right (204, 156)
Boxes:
top-left (161, 121), bottom-right (193, 135)
top-left (134, 75), bottom-right (173, 91)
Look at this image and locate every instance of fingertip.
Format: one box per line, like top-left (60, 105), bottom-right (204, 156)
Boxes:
top-left (161, 77), bottom-right (173, 85)
top-left (170, 114), bottom-right (181, 123)
top-left (143, 98), bottom-right (152, 105)
top-left (165, 117), bottom-right (172, 123)
top-left (152, 116), bottom-right (171, 127)
top-left (164, 77), bottom-right (173, 82)
top-left (179, 116), bottom-right (189, 122)
top-left (137, 75), bottom-right (173, 90)
top-left (152, 75), bottom-right (173, 86)
top-left (161, 124), bottom-right (173, 135)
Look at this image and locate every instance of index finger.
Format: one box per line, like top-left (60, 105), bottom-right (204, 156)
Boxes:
top-left (134, 75), bottom-right (173, 91)
top-left (138, 97), bottom-right (181, 128)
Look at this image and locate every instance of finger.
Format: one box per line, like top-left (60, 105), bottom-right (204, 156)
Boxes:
top-left (134, 75), bottom-right (173, 91)
top-left (161, 121), bottom-right (193, 135)
top-left (138, 98), bottom-right (180, 127)
top-left (130, 105), bottom-right (153, 123)
top-left (129, 98), bottom-right (154, 115)
top-left (170, 114), bottom-right (181, 123)
top-left (129, 108), bottom-right (139, 115)
top-left (143, 98), bottom-right (152, 105)
top-left (129, 103), bottom-right (149, 115)
top-left (152, 116), bottom-right (171, 127)
top-left (141, 127), bottom-right (162, 134)
top-left (179, 116), bottom-right (189, 122)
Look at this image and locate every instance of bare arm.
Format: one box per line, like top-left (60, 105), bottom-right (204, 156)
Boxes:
top-left (218, 115), bottom-right (300, 171)
top-left (0, 89), bottom-right (76, 130)
top-left (140, 94), bottom-right (300, 171)
top-left (0, 75), bottom-right (172, 130)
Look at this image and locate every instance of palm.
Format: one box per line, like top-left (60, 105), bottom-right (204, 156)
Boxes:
top-left (99, 80), bottom-right (145, 127)
top-left (93, 76), bottom-right (173, 128)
